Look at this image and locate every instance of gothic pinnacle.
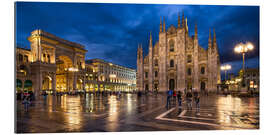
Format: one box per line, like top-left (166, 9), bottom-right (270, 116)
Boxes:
top-left (160, 16), bottom-right (162, 33)
top-left (163, 17), bottom-right (166, 32)
top-left (195, 23), bottom-right (198, 38)
top-left (178, 12), bottom-right (180, 28)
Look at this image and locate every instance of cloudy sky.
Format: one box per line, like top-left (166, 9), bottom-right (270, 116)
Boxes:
top-left (15, 2), bottom-right (259, 79)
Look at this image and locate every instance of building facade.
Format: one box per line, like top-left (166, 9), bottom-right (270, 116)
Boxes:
top-left (225, 68), bottom-right (259, 93)
top-left (16, 30), bottom-right (136, 98)
top-left (137, 13), bottom-right (221, 92)
top-left (84, 59), bottom-right (136, 92)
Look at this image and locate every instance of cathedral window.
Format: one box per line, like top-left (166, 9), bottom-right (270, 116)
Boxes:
top-left (154, 59), bottom-right (158, 66)
top-left (170, 59), bottom-right (174, 67)
top-left (201, 67), bottom-right (205, 74)
top-left (187, 55), bottom-right (192, 63)
top-left (155, 71), bottom-right (158, 77)
top-left (169, 40), bottom-right (174, 52)
top-left (145, 72), bottom-right (148, 78)
top-left (188, 68), bottom-right (192, 76)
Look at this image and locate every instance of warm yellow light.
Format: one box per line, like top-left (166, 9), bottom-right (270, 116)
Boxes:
top-left (221, 64), bottom-right (231, 71)
top-left (234, 42), bottom-right (254, 53)
top-left (234, 45), bottom-right (242, 53)
top-left (109, 74), bottom-right (116, 78)
top-left (68, 67), bottom-right (78, 72)
top-left (247, 42), bottom-right (254, 50)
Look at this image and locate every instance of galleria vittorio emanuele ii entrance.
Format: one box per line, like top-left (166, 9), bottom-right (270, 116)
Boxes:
top-left (16, 29), bottom-right (87, 98)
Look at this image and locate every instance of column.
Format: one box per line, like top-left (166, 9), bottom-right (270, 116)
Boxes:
top-left (83, 75), bottom-right (86, 91)
top-left (73, 72), bottom-right (77, 91)
top-left (52, 72), bottom-right (56, 93)
top-left (34, 72), bottom-right (42, 99)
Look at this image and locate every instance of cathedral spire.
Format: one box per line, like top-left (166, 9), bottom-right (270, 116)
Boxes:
top-left (213, 28), bottom-right (218, 52)
top-left (163, 17), bottom-right (166, 32)
top-left (213, 28), bottom-right (216, 44)
top-left (149, 31), bottom-right (152, 48)
top-left (160, 16), bottom-right (162, 33)
top-left (182, 12), bottom-right (185, 28)
top-left (194, 23), bottom-right (198, 38)
top-left (178, 12), bottom-right (181, 28)
top-left (208, 28), bottom-right (212, 49)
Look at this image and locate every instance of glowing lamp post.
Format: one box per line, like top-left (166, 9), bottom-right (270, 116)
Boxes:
top-left (234, 42), bottom-right (254, 73)
top-left (234, 42), bottom-right (254, 90)
top-left (220, 64), bottom-right (231, 81)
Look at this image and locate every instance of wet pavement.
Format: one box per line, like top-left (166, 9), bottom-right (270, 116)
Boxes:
top-left (16, 93), bottom-right (259, 133)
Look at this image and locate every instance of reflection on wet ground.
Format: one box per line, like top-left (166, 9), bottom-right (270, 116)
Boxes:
top-left (16, 93), bottom-right (259, 133)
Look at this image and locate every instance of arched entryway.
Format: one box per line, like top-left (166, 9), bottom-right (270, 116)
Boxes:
top-left (56, 55), bottom-right (73, 92)
top-left (24, 80), bottom-right (32, 91)
top-left (200, 81), bottom-right (206, 91)
top-left (16, 79), bottom-right (22, 92)
top-left (145, 84), bottom-right (149, 91)
top-left (187, 81), bottom-right (192, 90)
top-left (42, 76), bottom-right (52, 91)
top-left (169, 79), bottom-right (175, 90)
top-left (77, 79), bottom-right (83, 90)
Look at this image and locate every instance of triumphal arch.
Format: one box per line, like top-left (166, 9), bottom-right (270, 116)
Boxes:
top-left (27, 29), bottom-right (87, 97)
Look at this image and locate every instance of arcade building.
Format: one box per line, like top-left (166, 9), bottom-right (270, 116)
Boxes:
top-left (16, 30), bottom-right (136, 98)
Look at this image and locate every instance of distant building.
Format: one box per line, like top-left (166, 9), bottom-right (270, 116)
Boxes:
top-left (244, 68), bottom-right (259, 92)
top-left (85, 59), bottom-right (136, 92)
top-left (225, 68), bottom-right (259, 92)
top-left (136, 13), bottom-right (221, 92)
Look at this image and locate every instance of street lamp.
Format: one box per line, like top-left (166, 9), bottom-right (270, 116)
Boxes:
top-left (234, 42), bottom-right (254, 73)
top-left (220, 64), bottom-right (231, 81)
top-left (234, 42), bottom-right (254, 88)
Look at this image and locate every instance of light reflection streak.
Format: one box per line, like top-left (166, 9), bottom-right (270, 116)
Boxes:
top-left (217, 95), bottom-right (244, 127)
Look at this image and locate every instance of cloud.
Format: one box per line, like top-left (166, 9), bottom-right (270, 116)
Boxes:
top-left (16, 2), bottom-right (259, 74)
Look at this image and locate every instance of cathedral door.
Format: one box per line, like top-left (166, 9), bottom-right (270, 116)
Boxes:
top-left (169, 79), bottom-right (175, 90)
top-left (145, 84), bottom-right (149, 91)
top-left (201, 81), bottom-right (206, 91)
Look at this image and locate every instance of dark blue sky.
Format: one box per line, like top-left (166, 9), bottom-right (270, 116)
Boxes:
top-left (15, 2), bottom-right (259, 78)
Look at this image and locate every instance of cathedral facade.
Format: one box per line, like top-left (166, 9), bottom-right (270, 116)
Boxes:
top-left (137, 13), bottom-right (221, 92)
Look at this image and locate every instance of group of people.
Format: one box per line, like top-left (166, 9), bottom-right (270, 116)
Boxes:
top-left (21, 91), bottom-right (34, 111)
top-left (166, 89), bottom-right (200, 110)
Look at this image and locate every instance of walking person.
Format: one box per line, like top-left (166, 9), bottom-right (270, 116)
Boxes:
top-left (186, 89), bottom-right (193, 110)
top-left (42, 91), bottom-right (48, 103)
top-left (177, 91), bottom-right (182, 108)
top-left (22, 96), bottom-right (30, 112)
top-left (166, 89), bottom-right (172, 109)
top-left (194, 91), bottom-right (200, 109)
top-left (173, 90), bottom-right (177, 106)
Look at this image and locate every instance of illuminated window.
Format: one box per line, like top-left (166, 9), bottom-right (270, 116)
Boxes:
top-left (24, 55), bottom-right (28, 62)
top-left (47, 55), bottom-right (50, 63)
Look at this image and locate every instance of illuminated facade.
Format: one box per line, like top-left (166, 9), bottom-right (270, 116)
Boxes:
top-left (137, 13), bottom-right (221, 92)
top-left (84, 59), bottom-right (136, 92)
top-left (16, 29), bottom-right (135, 98)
